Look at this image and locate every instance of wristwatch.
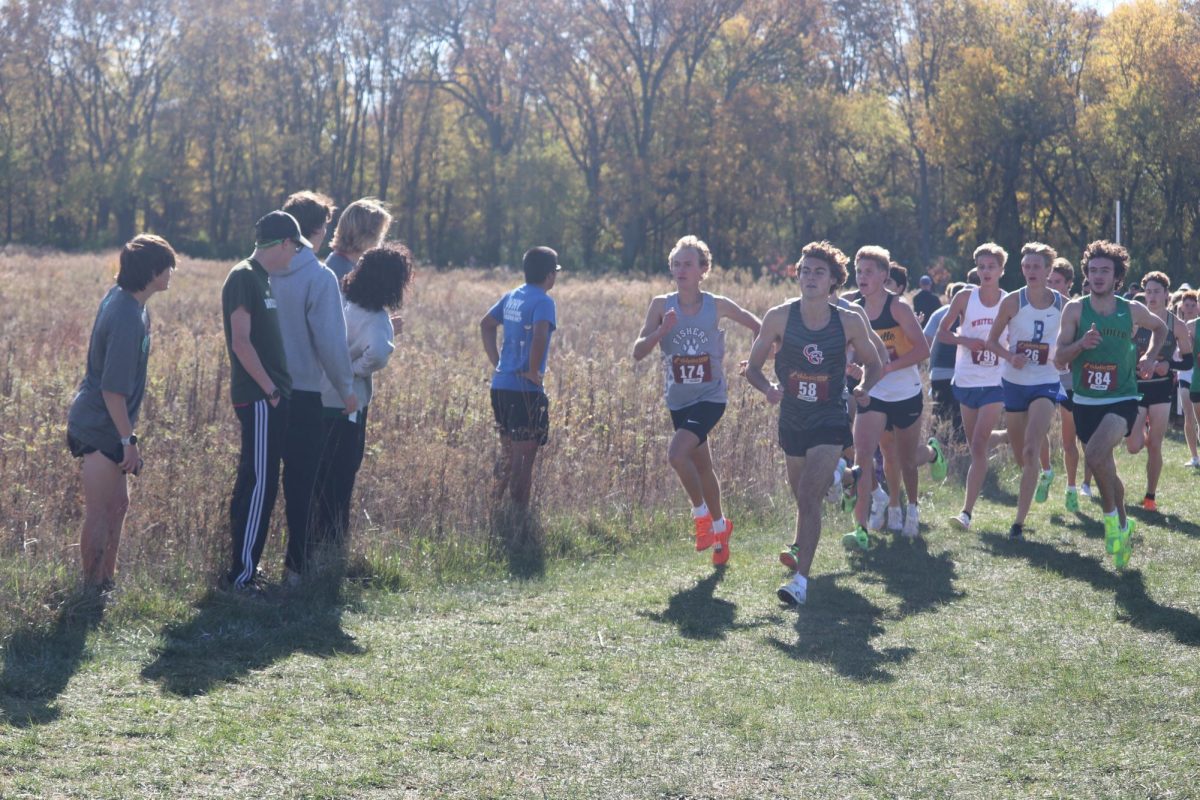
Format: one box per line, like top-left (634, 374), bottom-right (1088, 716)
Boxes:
top-left (121, 434), bottom-right (139, 447)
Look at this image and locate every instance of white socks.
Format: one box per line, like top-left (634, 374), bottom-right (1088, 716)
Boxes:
top-left (692, 503), bottom-right (709, 519)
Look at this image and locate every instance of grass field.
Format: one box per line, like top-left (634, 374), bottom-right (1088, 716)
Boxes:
top-left (2, 249), bottom-right (1199, 797)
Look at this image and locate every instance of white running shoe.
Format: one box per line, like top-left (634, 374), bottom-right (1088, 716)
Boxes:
top-left (1185, 457), bottom-right (1200, 468)
top-left (869, 492), bottom-right (890, 530)
top-left (949, 511), bottom-right (972, 531)
top-left (777, 572), bottom-right (808, 606)
top-left (902, 506), bottom-right (920, 538)
top-left (887, 506), bottom-right (903, 532)
top-left (1080, 483), bottom-right (1092, 498)
top-left (825, 471), bottom-right (844, 504)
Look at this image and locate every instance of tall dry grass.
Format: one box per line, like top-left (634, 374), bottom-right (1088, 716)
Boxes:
top-left (0, 248), bottom-right (801, 631)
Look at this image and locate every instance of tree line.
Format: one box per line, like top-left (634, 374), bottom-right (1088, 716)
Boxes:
top-left (2, 0), bottom-right (1198, 283)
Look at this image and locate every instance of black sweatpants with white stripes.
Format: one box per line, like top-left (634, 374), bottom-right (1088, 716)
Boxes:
top-left (228, 397), bottom-right (288, 588)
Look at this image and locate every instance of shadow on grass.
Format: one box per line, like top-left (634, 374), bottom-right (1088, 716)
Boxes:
top-left (488, 507), bottom-right (546, 580)
top-left (856, 536), bottom-right (964, 618)
top-left (140, 580), bottom-right (363, 697)
top-left (1126, 506), bottom-right (1200, 539)
top-left (0, 588), bottom-right (105, 727)
top-left (978, 468), bottom-right (1017, 506)
top-left (982, 533), bottom-right (1200, 646)
top-left (640, 566), bottom-right (767, 641)
top-left (766, 574), bottom-right (915, 683)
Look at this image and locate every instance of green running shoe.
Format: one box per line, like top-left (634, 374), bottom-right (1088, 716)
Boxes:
top-left (1113, 519), bottom-right (1135, 569)
top-left (928, 437), bottom-right (947, 481)
top-left (1035, 469), bottom-right (1054, 503)
top-left (1064, 487), bottom-right (1079, 513)
top-left (842, 525), bottom-right (869, 551)
top-left (779, 543), bottom-right (802, 571)
top-left (1104, 515), bottom-right (1121, 555)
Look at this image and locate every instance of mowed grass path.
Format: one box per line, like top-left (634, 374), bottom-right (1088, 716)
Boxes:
top-left (3, 448), bottom-right (1200, 799)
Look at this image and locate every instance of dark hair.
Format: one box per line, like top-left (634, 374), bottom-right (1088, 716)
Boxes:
top-left (523, 246), bottom-right (560, 284)
top-left (282, 190), bottom-right (336, 238)
top-left (1050, 257), bottom-right (1075, 288)
top-left (888, 262), bottom-right (909, 293)
top-left (116, 234), bottom-right (176, 292)
top-left (1081, 240), bottom-right (1129, 291)
top-left (343, 243), bottom-right (413, 312)
top-left (799, 240), bottom-right (849, 289)
top-left (1141, 270), bottom-right (1170, 292)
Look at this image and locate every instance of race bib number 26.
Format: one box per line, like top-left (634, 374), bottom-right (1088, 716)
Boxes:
top-left (1016, 341), bottom-right (1050, 365)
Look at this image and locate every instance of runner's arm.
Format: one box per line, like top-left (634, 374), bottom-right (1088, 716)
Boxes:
top-left (935, 292), bottom-right (969, 346)
top-left (985, 294), bottom-right (1019, 364)
top-left (881, 300), bottom-right (931, 371)
top-left (844, 311), bottom-right (883, 397)
top-left (523, 320), bottom-right (551, 387)
top-left (1131, 302), bottom-right (1168, 376)
top-left (1053, 301), bottom-right (1084, 371)
top-left (744, 305), bottom-right (786, 403)
top-left (480, 313), bottom-right (501, 369)
top-left (715, 295), bottom-right (762, 338)
top-left (632, 296), bottom-right (669, 361)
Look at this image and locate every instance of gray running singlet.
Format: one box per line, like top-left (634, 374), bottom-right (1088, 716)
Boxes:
top-left (775, 301), bottom-right (849, 432)
top-left (660, 292), bottom-right (727, 411)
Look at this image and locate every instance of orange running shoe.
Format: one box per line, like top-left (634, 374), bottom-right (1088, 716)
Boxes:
top-left (712, 520), bottom-right (733, 565)
top-left (1142, 497), bottom-right (1157, 512)
top-left (694, 514), bottom-right (715, 551)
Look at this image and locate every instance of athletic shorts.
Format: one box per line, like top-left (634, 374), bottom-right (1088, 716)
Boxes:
top-left (1002, 380), bottom-right (1060, 413)
top-left (66, 433), bottom-right (122, 465)
top-left (1056, 387), bottom-right (1074, 413)
top-left (490, 389), bottom-right (550, 445)
top-left (669, 401), bottom-right (726, 446)
top-left (1073, 399), bottom-right (1139, 445)
top-left (1137, 379), bottom-right (1173, 408)
top-left (778, 423), bottom-right (854, 458)
top-left (855, 392), bottom-right (923, 432)
top-left (952, 383), bottom-right (1004, 410)
top-left (1189, 390), bottom-right (1200, 406)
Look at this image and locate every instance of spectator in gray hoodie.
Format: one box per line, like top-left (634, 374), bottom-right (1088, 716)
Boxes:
top-left (272, 191), bottom-right (358, 584)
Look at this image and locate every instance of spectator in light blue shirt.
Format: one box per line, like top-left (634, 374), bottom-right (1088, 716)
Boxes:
top-left (480, 247), bottom-right (561, 508)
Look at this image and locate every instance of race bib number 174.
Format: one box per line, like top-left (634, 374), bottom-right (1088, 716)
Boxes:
top-left (671, 354), bottom-right (713, 384)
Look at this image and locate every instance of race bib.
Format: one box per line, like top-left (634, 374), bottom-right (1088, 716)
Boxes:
top-left (885, 345), bottom-right (898, 362)
top-left (1016, 341), bottom-right (1049, 366)
top-left (971, 348), bottom-right (998, 367)
top-left (787, 371), bottom-right (830, 403)
top-left (671, 354), bottom-right (713, 385)
top-left (1083, 361), bottom-right (1117, 393)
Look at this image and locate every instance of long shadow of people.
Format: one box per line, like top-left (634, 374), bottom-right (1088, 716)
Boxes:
top-left (1, 588), bottom-right (105, 727)
top-left (854, 536), bottom-right (964, 618)
top-left (488, 506), bottom-right (546, 580)
top-left (982, 533), bottom-right (1200, 646)
top-left (140, 580), bottom-right (363, 697)
top-left (766, 574), bottom-right (915, 683)
top-left (640, 566), bottom-right (766, 641)
top-left (1125, 506), bottom-right (1200, 540)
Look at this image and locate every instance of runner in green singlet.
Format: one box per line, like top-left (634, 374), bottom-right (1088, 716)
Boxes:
top-left (1055, 241), bottom-right (1165, 569)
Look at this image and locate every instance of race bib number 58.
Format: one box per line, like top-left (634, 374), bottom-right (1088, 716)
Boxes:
top-left (1083, 361), bottom-right (1117, 393)
top-left (787, 371), bottom-right (830, 402)
top-left (671, 354), bottom-right (713, 384)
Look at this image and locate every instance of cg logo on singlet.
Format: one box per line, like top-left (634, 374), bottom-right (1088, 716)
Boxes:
top-left (803, 344), bottom-right (824, 364)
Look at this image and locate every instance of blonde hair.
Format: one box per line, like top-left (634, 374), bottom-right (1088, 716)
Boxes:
top-left (1020, 242), bottom-right (1057, 268)
top-left (330, 197), bottom-right (393, 254)
top-left (854, 245), bottom-right (891, 272)
top-left (973, 242), bottom-right (1008, 267)
top-left (668, 235), bottom-right (712, 274)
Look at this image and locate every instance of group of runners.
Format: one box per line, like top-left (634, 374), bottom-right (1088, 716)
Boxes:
top-left (68, 211), bottom-right (1199, 606)
top-left (621, 236), bottom-right (1191, 606)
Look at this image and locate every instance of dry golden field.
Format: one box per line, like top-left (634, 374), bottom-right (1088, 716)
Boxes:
top-left (0, 247), bottom-right (799, 630)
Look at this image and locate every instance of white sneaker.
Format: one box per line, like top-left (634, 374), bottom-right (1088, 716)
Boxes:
top-left (887, 506), bottom-right (903, 532)
top-left (949, 511), bottom-right (972, 531)
top-left (1185, 457), bottom-right (1200, 468)
top-left (825, 470), bottom-right (844, 504)
top-left (1080, 483), bottom-right (1092, 498)
top-left (777, 573), bottom-right (808, 606)
top-left (869, 492), bottom-right (889, 530)
top-left (902, 506), bottom-right (920, 538)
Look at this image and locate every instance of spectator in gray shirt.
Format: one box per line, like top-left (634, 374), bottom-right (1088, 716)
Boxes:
top-left (67, 234), bottom-right (176, 591)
